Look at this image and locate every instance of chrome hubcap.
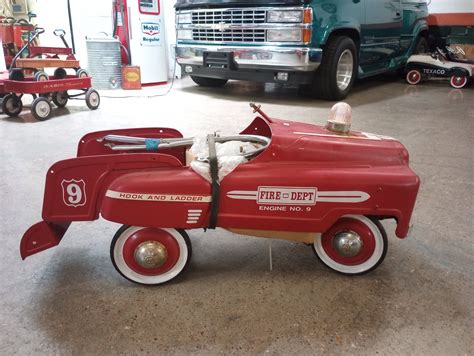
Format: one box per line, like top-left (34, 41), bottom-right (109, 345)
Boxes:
top-left (36, 101), bottom-right (50, 117)
top-left (336, 49), bottom-right (354, 91)
top-left (134, 241), bottom-right (168, 269)
top-left (332, 231), bottom-right (363, 257)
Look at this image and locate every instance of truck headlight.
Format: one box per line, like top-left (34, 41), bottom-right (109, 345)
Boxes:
top-left (267, 29), bottom-right (302, 42)
top-left (177, 12), bottom-right (192, 24)
top-left (267, 10), bottom-right (303, 23)
top-left (177, 29), bottom-right (193, 40)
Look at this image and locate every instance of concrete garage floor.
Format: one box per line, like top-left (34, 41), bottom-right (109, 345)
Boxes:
top-left (0, 75), bottom-right (472, 355)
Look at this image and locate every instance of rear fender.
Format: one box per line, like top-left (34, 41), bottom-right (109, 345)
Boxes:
top-left (77, 127), bottom-right (186, 165)
top-left (42, 153), bottom-right (182, 222)
top-left (21, 153), bottom-right (182, 259)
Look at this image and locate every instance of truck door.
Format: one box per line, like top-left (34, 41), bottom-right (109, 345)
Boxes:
top-left (360, 0), bottom-right (402, 68)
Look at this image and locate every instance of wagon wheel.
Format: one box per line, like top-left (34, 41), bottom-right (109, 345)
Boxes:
top-left (406, 69), bottom-right (422, 85)
top-left (52, 91), bottom-right (68, 108)
top-left (312, 215), bottom-right (388, 275)
top-left (85, 88), bottom-right (100, 110)
top-left (76, 68), bottom-right (89, 78)
top-left (34, 71), bottom-right (49, 81)
top-left (2, 93), bottom-right (23, 117)
top-left (450, 75), bottom-right (468, 89)
top-left (31, 97), bottom-right (52, 121)
top-left (9, 68), bottom-right (24, 81)
top-left (110, 226), bottom-right (192, 285)
top-left (54, 67), bottom-right (67, 79)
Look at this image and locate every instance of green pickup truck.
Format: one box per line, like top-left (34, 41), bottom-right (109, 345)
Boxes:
top-left (175, 0), bottom-right (429, 100)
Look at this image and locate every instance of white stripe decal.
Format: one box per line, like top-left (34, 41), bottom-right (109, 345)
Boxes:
top-left (106, 190), bottom-right (211, 203)
top-left (226, 189), bottom-right (370, 203)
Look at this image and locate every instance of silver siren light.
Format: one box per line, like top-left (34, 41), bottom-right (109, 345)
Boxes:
top-left (326, 102), bottom-right (352, 134)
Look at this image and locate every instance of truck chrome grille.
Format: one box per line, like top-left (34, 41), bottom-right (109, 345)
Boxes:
top-left (192, 9), bottom-right (266, 25)
top-left (192, 28), bottom-right (266, 43)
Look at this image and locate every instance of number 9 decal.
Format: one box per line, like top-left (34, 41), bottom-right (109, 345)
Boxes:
top-left (61, 179), bottom-right (87, 207)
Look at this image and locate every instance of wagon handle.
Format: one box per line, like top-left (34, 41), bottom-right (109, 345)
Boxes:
top-left (54, 29), bottom-right (69, 48)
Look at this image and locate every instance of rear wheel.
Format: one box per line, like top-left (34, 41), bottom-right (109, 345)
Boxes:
top-left (52, 91), bottom-right (68, 107)
top-left (191, 76), bottom-right (228, 88)
top-left (406, 69), bottom-right (422, 85)
top-left (312, 215), bottom-right (388, 275)
top-left (110, 225), bottom-right (192, 285)
top-left (85, 88), bottom-right (100, 110)
top-left (310, 36), bottom-right (358, 100)
top-left (2, 93), bottom-right (23, 117)
top-left (450, 75), bottom-right (468, 89)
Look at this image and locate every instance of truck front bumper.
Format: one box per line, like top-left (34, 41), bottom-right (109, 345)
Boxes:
top-left (176, 45), bottom-right (322, 84)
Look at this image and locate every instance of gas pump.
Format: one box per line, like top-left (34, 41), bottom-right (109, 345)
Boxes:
top-left (113, 0), bottom-right (168, 85)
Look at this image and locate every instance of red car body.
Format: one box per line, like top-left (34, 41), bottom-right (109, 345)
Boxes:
top-left (21, 110), bottom-right (420, 284)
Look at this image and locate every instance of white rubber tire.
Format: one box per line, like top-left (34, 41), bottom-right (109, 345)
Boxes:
top-left (313, 215), bottom-right (387, 275)
top-left (111, 226), bottom-right (191, 285)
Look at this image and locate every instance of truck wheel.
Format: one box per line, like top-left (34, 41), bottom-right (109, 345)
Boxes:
top-left (450, 75), bottom-right (468, 89)
top-left (312, 215), bottom-right (387, 275)
top-left (110, 226), bottom-right (192, 286)
top-left (2, 93), bottom-right (23, 117)
top-left (31, 97), bottom-right (52, 121)
top-left (414, 36), bottom-right (428, 54)
top-left (191, 76), bottom-right (228, 88)
top-left (311, 36), bottom-right (358, 100)
top-left (406, 69), bottom-right (422, 85)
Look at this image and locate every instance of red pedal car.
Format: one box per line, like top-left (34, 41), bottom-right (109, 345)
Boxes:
top-left (21, 103), bottom-right (420, 285)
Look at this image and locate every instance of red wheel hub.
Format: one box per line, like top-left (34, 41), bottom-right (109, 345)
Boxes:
top-left (321, 218), bottom-right (376, 265)
top-left (408, 70), bottom-right (421, 84)
top-left (122, 228), bottom-right (180, 276)
top-left (451, 76), bottom-right (467, 87)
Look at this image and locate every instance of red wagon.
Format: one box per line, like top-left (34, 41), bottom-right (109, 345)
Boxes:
top-left (20, 103), bottom-right (420, 285)
top-left (1, 76), bottom-right (99, 120)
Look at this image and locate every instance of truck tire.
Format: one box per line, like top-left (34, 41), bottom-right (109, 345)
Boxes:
top-left (414, 36), bottom-right (428, 54)
top-left (310, 36), bottom-right (358, 101)
top-left (191, 76), bottom-right (228, 88)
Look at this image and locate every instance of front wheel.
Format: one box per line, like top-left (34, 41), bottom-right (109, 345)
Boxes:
top-left (191, 76), bottom-right (228, 88)
top-left (310, 36), bottom-right (358, 100)
top-left (312, 215), bottom-right (388, 275)
top-left (110, 226), bottom-right (192, 285)
top-left (450, 75), bottom-right (468, 89)
top-left (31, 97), bottom-right (52, 121)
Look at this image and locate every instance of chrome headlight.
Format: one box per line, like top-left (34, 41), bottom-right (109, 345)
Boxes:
top-left (177, 29), bottom-right (193, 40)
top-left (267, 10), bottom-right (303, 23)
top-left (177, 12), bottom-right (192, 24)
top-left (267, 29), bottom-right (302, 42)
